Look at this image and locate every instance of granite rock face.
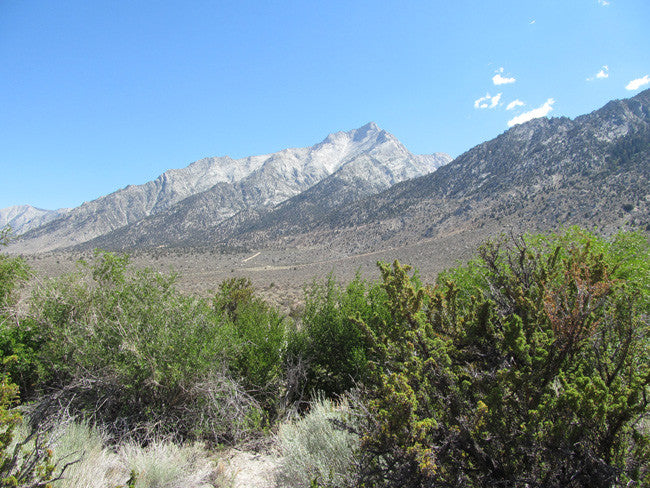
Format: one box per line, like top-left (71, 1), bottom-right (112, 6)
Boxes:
top-left (9, 123), bottom-right (450, 252)
top-left (0, 205), bottom-right (70, 236)
top-left (276, 89), bottom-right (650, 252)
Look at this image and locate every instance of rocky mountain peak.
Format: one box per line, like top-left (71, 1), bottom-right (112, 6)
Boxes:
top-left (8, 123), bottom-right (450, 253)
top-left (352, 121), bottom-right (381, 141)
top-left (0, 205), bottom-right (70, 235)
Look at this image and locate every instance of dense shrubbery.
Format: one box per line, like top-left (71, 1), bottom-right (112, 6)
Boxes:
top-left (30, 251), bottom-right (239, 440)
top-left (0, 227), bottom-right (648, 486)
top-left (355, 229), bottom-right (650, 487)
top-left (287, 228), bottom-right (650, 487)
top-left (214, 277), bottom-right (289, 411)
top-left (288, 273), bottom-right (386, 400)
top-left (2, 249), bottom-right (291, 444)
top-left (0, 229), bottom-right (69, 487)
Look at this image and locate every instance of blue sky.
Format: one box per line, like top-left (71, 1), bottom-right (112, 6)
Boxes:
top-left (1, 0), bottom-right (648, 210)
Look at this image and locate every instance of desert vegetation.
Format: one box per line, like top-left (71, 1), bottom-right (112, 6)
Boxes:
top-left (0, 226), bottom-right (648, 486)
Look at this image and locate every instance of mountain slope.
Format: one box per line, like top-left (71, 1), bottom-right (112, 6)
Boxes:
top-left (8, 154), bottom-right (263, 252)
top-left (11, 123), bottom-right (449, 253)
top-left (204, 152), bottom-right (445, 246)
top-left (13, 90), bottom-right (647, 257)
top-left (79, 125), bottom-right (449, 250)
top-left (0, 205), bottom-right (70, 236)
top-left (224, 89), bottom-right (649, 252)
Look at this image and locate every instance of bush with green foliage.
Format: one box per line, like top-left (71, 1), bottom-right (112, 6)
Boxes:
top-left (0, 226), bottom-right (71, 488)
top-left (1, 223), bottom-right (648, 487)
top-left (214, 277), bottom-right (290, 413)
top-left (26, 252), bottom-right (290, 443)
top-left (355, 228), bottom-right (650, 487)
top-left (0, 234), bottom-right (41, 399)
top-left (289, 273), bottom-right (392, 402)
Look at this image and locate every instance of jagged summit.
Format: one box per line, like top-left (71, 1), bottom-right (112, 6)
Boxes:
top-left (8, 123), bottom-right (450, 253)
top-left (315, 122), bottom-right (387, 154)
top-left (6, 90), bottom-right (648, 256)
top-left (0, 205), bottom-right (69, 236)
top-left (352, 121), bottom-right (381, 139)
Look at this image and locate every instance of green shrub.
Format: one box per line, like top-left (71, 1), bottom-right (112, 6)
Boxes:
top-left (29, 251), bottom-right (269, 443)
top-left (0, 318), bottom-right (45, 401)
top-left (215, 277), bottom-right (290, 414)
top-left (356, 228), bottom-right (650, 487)
top-left (0, 228), bottom-right (68, 487)
top-left (289, 273), bottom-right (391, 401)
top-left (0, 256), bottom-right (29, 311)
top-left (0, 249), bottom-right (42, 399)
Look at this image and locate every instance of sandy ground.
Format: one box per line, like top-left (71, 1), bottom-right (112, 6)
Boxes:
top-left (22, 228), bottom-right (489, 315)
top-left (220, 449), bottom-right (279, 488)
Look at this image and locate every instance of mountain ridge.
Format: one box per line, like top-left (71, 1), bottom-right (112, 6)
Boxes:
top-left (8, 123), bottom-right (450, 253)
top-left (8, 90), bottom-right (649, 256)
top-left (132, 89), bottom-right (646, 254)
top-left (0, 205), bottom-right (70, 236)
top-left (261, 89), bottom-right (649, 252)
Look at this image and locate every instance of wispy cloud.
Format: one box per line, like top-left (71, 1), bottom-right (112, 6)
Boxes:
top-left (529, 19), bottom-right (536, 24)
top-left (507, 99), bottom-right (555, 127)
top-left (625, 75), bottom-right (650, 91)
top-left (598, 0), bottom-right (610, 5)
top-left (587, 65), bottom-right (609, 81)
top-left (506, 99), bottom-right (525, 110)
top-left (474, 92), bottom-right (502, 109)
top-left (493, 67), bottom-right (516, 85)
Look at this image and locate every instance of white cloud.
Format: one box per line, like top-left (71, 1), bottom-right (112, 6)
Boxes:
top-left (625, 75), bottom-right (650, 91)
top-left (587, 65), bottom-right (609, 81)
top-left (507, 98), bottom-right (555, 127)
top-left (493, 73), bottom-right (516, 85)
top-left (474, 92), bottom-right (502, 109)
top-left (598, 0), bottom-right (610, 5)
top-left (506, 99), bottom-right (525, 110)
top-left (493, 67), bottom-right (516, 85)
top-left (529, 19), bottom-right (536, 24)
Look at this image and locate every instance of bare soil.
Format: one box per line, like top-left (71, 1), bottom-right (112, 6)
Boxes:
top-left (22, 228), bottom-right (493, 313)
top-left (220, 449), bottom-right (279, 488)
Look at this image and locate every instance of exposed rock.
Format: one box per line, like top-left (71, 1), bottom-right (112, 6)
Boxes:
top-left (53, 124), bottom-right (449, 251)
top-left (0, 205), bottom-right (70, 235)
top-left (274, 88), bottom-right (649, 252)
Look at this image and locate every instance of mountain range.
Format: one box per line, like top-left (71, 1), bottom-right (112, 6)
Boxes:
top-left (3, 123), bottom-right (449, 253)
top-left (0, 205), bottom-right (71, 236)
top-left (271, 88), bottom-right (649, 254)
top-left (4, 89), bottom-right (649, 256)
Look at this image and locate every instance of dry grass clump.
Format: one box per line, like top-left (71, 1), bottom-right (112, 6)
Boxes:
top-left (48, 420), bottom-right (123, 487)
top-left (44, 420), bottom-right (228, 488)
top-left (118, 440), bottom-right (219, 488)
top-left (276, 396), bottom-right (359, 488)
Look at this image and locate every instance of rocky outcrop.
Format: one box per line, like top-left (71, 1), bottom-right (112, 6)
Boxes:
top-left (0, 205), bottom-right (70, 235)
top-left (10, 123), bottom-right (450, 252)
